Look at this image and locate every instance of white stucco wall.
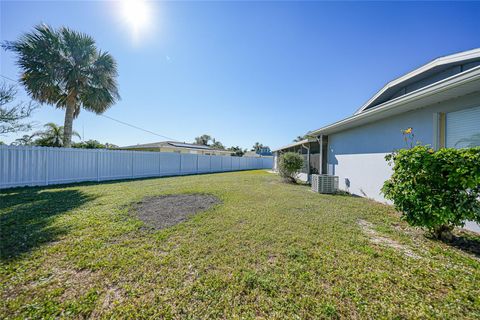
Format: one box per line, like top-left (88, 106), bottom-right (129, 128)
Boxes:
top-left (327, 92), bottom-right (480, 233)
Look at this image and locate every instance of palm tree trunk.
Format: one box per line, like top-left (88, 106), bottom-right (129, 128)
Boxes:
top-left (63, 102), bottom-right (76, 148)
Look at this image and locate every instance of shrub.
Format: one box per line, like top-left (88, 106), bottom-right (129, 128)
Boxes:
top-left (278, 152), bottom-right (304, 183)
top-left (382, 145), bottom-right (480, 239)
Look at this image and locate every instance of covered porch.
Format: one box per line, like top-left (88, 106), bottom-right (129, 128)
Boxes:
top-left (272, 136), bottom-right (328, 182)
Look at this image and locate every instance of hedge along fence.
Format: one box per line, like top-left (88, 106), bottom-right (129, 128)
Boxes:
top-left (382, 145), bottom-right (480, 238)
top-left (0, 145), bottom-right (273, 189)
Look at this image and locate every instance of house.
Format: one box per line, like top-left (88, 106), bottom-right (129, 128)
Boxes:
top-left (274, 48), bottom-right (480, 232)
top-left (121, 141), bottom-right (233, 156)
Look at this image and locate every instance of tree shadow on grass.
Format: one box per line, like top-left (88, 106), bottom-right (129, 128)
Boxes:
top-left (441, 233), bottom-right (480, 259)
top-left (0, 188), bottom-right (96, 261)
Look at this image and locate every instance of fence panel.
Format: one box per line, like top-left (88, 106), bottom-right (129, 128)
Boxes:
top-left (232, 156), bottom-right (240, 170)
top-left (160, 152), bottom-right (181, 175)
top-left (99, 150), bottom-right (132, 181)
top-left (0, 145), bottom-right (273, 189)
top-left (238, 157), bottom-right (247, 170)
top-left (181, 153), bottom-right (197, 175)
top-left (0, 146), bottom-right (46, 188)
top-left (48, 148), bottom-right (97, 184)
top-left (221, 156), bottom-right (232, 171)
top-left (262, 157), bottom-right (273, 169)
top-left (197, 155), bottom-right (210, 173)
top-left (133, 151), bottom-right (160, 178)
top-left (210, 156), bottom-right (222, 172)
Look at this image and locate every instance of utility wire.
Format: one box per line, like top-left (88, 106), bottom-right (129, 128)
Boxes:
top-left (0, 74), bottom-right (18, 83)
top-left (1, 73), bottom-right (179, 141)
top-left (99, 114), bottom-right (178, 141)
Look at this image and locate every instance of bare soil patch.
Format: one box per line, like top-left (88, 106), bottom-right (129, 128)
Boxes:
top-left (358, 219), bottom-right (421, 259)
top-left (134, 194), bottom-right (220, 230)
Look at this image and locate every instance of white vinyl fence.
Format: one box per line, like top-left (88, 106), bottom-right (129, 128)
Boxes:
top-left (0, 146), bottom-right (273, 189)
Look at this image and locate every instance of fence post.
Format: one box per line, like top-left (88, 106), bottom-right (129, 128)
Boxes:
top-left (44, 147), bottom-right (49, 186)
top-left (96, 150), bottom-right (100, 182)
top-left (131, 151), bottom-right (134, 178)
top-left (196, 154), bottom-right (199, 174)
top-left (158, 152), bottom-right (161, 176)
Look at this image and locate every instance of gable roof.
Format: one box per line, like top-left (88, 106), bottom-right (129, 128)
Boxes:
top-left (308, 64), bottom-right (480, 137)
top-left (355, 48), bottom-right (480, 114)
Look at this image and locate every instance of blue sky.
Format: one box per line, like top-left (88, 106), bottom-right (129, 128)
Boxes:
top-left (1, 1), bottom-right (479, 149)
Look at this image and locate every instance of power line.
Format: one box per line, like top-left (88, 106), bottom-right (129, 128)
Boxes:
top-left (0, 74), bottom-right (18, 83)
top-left (99, 114), bottom-right (178, 141)
top-left (1, 73), bottom-right (178, 141)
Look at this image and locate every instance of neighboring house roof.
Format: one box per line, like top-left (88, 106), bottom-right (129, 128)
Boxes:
top-left (355, 48), bottom-right (480, 114)
top-left (244, 151), bottom-right (259, 157)
top-left (272, 139), bottom-right (312, 152)
top-left (308, 64), bottom-right (480, 136)
top-left (122, 141), bottom-right (231, 153)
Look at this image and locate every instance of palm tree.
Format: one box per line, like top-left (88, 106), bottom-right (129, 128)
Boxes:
top-left (12, 134), bottom-right (36, 146)
top-left (251, 142), bottom-right (263, 152)
top-left (35, 122), bottom-right (80, 147)
top-left (3, 24), bottom-right (120, 147)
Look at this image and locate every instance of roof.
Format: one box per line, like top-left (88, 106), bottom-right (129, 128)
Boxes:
top-left (308, 64), bottom-right (480, 136)
top-left (122, 141), bottom-right (231, 153)
top-left (272, 139), bottom-right (312, 152)
top-left (355, 48), bottom-right (480, 114)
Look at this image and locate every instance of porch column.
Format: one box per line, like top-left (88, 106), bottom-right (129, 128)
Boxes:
top-left (318, 135), bottom-right (323, 174)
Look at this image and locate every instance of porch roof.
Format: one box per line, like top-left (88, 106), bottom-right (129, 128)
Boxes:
top-left (272, 139), bottom-right (314, 152)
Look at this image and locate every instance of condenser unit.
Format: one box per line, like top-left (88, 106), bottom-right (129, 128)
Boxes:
top-left (311, 174), bottom-right (339, 194)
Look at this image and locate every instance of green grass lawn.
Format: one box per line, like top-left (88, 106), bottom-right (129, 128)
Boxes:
top-left (1, 170), bottom-right (479, 319)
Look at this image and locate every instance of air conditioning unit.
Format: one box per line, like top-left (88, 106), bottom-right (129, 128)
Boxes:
top-left (311, 174), bottom-right (339, 194)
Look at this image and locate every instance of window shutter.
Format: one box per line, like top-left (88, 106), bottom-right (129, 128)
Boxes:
top-left (446, 106), bottom-right (480, 148)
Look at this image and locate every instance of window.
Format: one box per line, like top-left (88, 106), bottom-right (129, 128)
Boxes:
top-left (446, 106), bottom-right (480, 148)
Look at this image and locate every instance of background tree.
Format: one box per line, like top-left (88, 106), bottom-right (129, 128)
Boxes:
top-left (228, 146), bottom-right (245, 157)
top-left (104, 142), bottom-right (119, 149)
top-left (0, 81), bottom-right (37, 135)
top-left (3, 24), bottom-right (120, 147)
top-left (72, 139), bottom-right (117, 149)
top-left (12, 134), bottom-right (36, 146)
top-left (293, 135), bottom-right (306, 142)
top-left (194, 134), bottom-right (212, 146)
top-left (34, 122), bottom-right (80, 147)
top-left (251, 142), bottom-right (264, 152)
top-left (210, 138), bottom-right (225, 150)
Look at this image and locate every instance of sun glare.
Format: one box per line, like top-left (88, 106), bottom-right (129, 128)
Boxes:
top-left (120, 0), bottom-right (153, 43)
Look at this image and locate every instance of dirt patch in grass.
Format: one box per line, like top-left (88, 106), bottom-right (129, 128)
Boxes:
top-left (358, 219), bottom-right (421, 259)
top-left (133, 194), bottom-right (220, 230)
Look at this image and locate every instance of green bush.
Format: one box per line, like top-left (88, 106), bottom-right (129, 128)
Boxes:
top-left (382, 145), bottom-right (480, 239)
top-left (278, 152), bottom-right (304, 183)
